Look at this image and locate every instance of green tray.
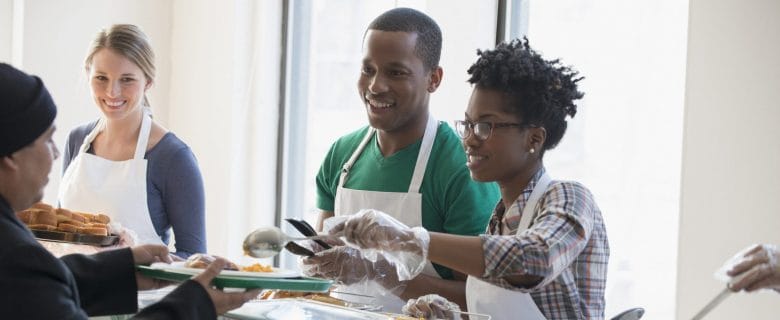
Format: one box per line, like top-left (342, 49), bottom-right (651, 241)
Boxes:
top-left (136, 265), bottom-right (332, 292)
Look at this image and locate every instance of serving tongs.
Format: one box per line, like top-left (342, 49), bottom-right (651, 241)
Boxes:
top-left (284, 218), bottom-right (332, 250)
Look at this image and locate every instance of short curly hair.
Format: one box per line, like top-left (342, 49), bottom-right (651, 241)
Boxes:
top-left (367, 7), bottom-right (442, 71)
top-left (467, 38), bottom-right (583, 151)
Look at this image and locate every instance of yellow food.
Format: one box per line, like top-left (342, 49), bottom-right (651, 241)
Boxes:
top-left (241, 263), bottom-right (273, 272)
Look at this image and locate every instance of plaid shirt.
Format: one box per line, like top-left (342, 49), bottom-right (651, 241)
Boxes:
top-left (479, 168), bottom-right (609, 319)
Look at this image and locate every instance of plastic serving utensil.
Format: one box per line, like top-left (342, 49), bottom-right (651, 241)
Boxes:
top-left (243, 226), bottom-right (336, 258)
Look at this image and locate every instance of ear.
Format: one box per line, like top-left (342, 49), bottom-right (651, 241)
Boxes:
top-left (427, 67), bottom-right (443, 93)
top-left (528, 127), bottom-right (547, 153)
top-left (0, 154), bottom-right (20, 171)
top-left (144, 79), bottom-right (153, 91)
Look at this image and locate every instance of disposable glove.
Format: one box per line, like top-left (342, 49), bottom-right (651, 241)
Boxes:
top-left (402, 294), bottom-right (461, 319)
top-left (301, 245), bottom-right (406, 293)
top-left (329, 209), bottom-right (430, 280)
top-left (726, 244), bottom-right (780, 292)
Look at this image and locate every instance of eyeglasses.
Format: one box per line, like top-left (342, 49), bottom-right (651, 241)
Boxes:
top-left (454, 120), bottom-right (530, 141)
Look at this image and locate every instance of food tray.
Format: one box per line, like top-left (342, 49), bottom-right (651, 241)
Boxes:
top-left (32, 229), bottom-right (119, 246)
top-left (136, 265), bottom-right (332, 291)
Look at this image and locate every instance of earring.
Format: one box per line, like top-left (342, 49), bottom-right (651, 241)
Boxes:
top-left (529, 148), bottom-right (535, 154)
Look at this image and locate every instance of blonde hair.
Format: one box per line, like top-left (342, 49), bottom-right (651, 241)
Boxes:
top-left (85, 24), bottom-right (156, 108)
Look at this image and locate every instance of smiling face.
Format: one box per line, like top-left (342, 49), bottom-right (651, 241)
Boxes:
top-left (357, 30), bottom-right (440, 133)
top-left (88, 48), bottom-right (151, 122)
top-left (462, 88), bottom-right (538, 185)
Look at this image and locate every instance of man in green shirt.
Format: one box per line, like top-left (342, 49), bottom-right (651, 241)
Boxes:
top-left (303, 8), bottom-right (499, 312)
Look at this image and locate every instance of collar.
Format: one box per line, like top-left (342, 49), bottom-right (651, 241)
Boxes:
top-left (489, 167), bottom-right (547, 234)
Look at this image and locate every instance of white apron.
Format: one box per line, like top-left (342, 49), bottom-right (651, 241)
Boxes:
top-left (465, 173), bottom-right (551, 320)
top-left (333, 115), bottom-right (440, 313)
top-left (58, 112), bottom-right (163, 245)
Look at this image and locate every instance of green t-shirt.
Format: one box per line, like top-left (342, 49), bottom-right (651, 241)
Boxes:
top-left (316, 122), bottom-right (500, 279)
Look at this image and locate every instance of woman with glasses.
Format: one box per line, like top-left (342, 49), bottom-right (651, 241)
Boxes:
top-left (329, 39), bottom-right (609, 320)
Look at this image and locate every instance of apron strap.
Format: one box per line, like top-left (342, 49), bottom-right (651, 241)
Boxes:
top-left (133, 110), bottom-right (153, 159)
top-left (338, 127), bottom-right (376, 188)
top-left (78, 109), bottom-right (154, 160)
top-left (516, 172), bottom-right (552, 234)
top-left (408, 115), bottom-right (437, 193)
top-left (79, 119), bottom-right (105, 154)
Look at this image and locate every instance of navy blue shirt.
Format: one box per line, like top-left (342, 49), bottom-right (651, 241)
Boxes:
top-left (62, 121), bottom-right (206, 257)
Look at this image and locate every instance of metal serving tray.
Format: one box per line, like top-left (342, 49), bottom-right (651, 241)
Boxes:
top-left (32, 229), bottom-right (119, 246)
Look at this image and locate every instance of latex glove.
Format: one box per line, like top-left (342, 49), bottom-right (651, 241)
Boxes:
top-left (402, 294), bottom-right (461, 319)
top-left (191, 258), bottom-right (261, 315)
top-left (330, 209), bottom-right (428, 254)
top-left (329, 209), bottom-right (430, 280)
top-left (301, 246), bottom-right (404, 292)
top-left (727, 244), bottom-right (780, 292)
top-left (131, 244), bottom-right (175, 290)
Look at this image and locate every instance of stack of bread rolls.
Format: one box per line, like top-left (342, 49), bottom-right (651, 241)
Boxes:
top-left (16, 202), bottom-right (111, 236)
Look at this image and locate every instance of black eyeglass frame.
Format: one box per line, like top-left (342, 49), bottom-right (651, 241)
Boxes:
top-left (454, 120), bottom-right (533, 141)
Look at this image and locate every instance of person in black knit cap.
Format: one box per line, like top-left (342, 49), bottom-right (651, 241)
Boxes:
top-left (0, 63), bottom-right (258, 319)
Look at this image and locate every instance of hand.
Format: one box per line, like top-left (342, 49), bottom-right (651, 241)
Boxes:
top-left (402, 294), bottom-right (460, 319)
top-left (132, 244), bottom-right (175, 290)
top-left (330, 209), bottom-right (424, 254)
top-left (192, 258), bottom-right (261, 315)
top-left (301, 246), bottom-right (402, 290)
top-left (727, 244), bottom-right (780, 292)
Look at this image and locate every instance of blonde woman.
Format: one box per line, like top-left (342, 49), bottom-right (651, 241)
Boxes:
top-left (59, 24), bottom-right (205, 258)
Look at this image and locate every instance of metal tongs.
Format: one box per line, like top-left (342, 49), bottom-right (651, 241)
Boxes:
top-left (282, 218), bottom-right (334, 257)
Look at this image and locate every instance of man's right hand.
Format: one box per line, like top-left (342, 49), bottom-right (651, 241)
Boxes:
top-left (192, 258), bottom-right (260, 315)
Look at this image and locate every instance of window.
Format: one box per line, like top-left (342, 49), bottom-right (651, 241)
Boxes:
top-left (512, 1), bottom-right (689, 317)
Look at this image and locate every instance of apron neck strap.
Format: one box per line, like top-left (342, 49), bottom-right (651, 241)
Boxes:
top-left (79, 109), bottom-right (153, 160)
top-left (338, 126), bottom-right (376, 188)
top-left (133, 110), bottom-right (153, 159)
top-left (338, 115), bottom-right (438, 192)
top-left (407, 115), bottom-right (437, 193)
top-left (79, 119), bottom-right (104, 154)
top-left (516, 172), bottom-right (552, 234)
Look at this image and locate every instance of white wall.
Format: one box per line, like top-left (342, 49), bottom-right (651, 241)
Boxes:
top-left (677, 0), bottom-right (780, 319)
top-left (0, 0), bottom-right (12, 62)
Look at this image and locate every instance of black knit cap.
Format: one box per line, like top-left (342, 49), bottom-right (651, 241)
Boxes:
top-left (0, 63), bottom-right (57, 157)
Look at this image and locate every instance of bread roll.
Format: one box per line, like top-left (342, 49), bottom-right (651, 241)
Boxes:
top-left (16, 210), bottom-right (34, 224)
top-left (70, 213), bottom-right (88, 223)
top-left (30, 202), bottom-right (53, 211)
top-left (87, 222), bottom-right (108, 229)
top-left (78, 226), bottom-right (108, 236)
top-left (90, 213), bottom-right (111, 224)
top-left (55, 208), bottom-right (72, 218)
top-left (28, 224), bottom-right (57, 231)
top-left (59, 219), bottom-right (86, 228)
top-left (57, 223), bottom-right (79, 233)
top-left (30, 210), bottom-right (57, 226)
